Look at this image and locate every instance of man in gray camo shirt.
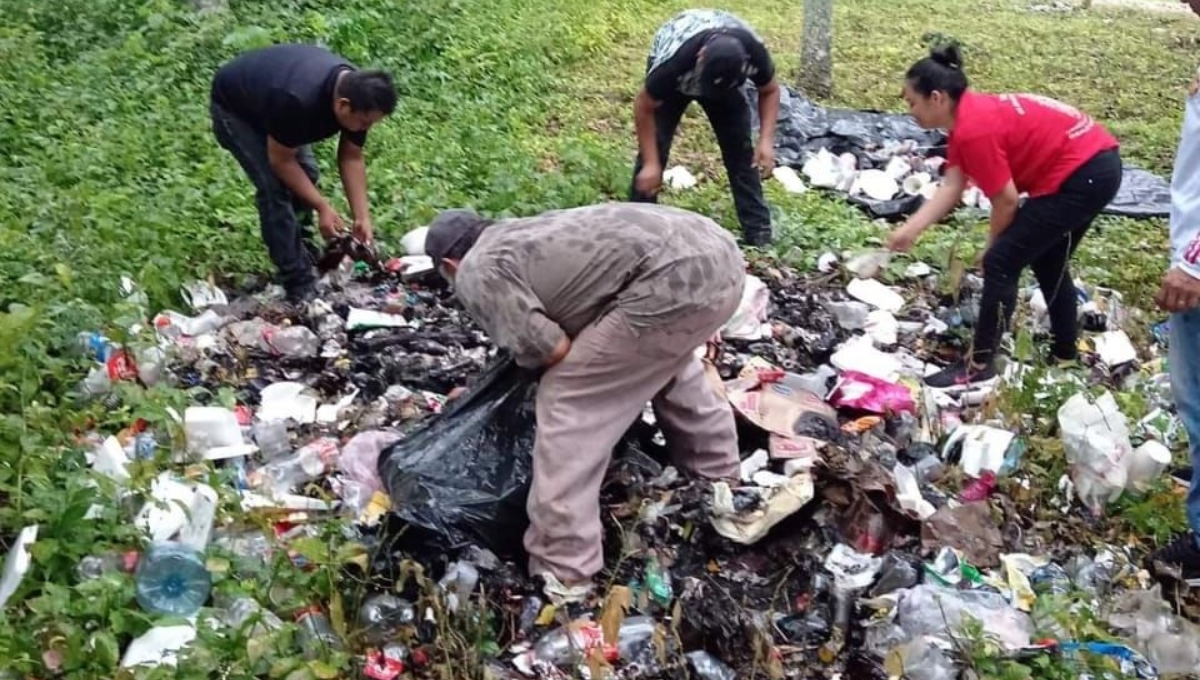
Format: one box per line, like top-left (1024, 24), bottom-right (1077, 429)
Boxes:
top-left (424, 202), bottom-right (745, 603)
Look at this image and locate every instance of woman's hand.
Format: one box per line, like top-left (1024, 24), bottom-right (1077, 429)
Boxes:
top-left (885, 223), bottom-right (922, 253)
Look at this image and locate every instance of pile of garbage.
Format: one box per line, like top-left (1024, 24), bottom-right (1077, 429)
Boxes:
top-left (9, 233), bottom-right (1200, 679)
top-left (738, 85), bottom-right (1174, 221)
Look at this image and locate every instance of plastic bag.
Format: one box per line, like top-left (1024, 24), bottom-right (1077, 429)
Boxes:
top-left (1057, 391), bottom-right (1134, 514)
top-left (844, 250), bottom-right (893, 279)
top-left (338, 430), bottom-right (403, 516)
top-left (378, 354), bottom-right (539, 556)
top-left (720, 274), bottom-right (771, 341)
top-left (829, 371), bottom-right (915, 415)
top-left (896, 584), bottom-right (1034, 651)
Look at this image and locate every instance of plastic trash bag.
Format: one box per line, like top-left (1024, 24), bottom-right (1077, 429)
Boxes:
top-left (378, 354), bottom-right (539, 557)
top-left (896, 584), bottom-right (1034, 651)
top-left (1057, 391), bottom-right (1134, 514)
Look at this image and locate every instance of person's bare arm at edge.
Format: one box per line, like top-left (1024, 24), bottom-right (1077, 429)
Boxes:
top-left (754, 79), bottom-right (781, 172)
top-left (267, 136), bottom-right (345, 238)
top-left (633, 88), bottom-right (663, 195)
top-left (984, 180), bottom-right (1019, 245)
top-left (885, 166), bottom-right (966, 252)
top-left (338, 134), bottom-right (373, 243)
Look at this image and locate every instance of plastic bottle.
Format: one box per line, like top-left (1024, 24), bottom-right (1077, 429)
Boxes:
top-left (295, 606), bottom-right (343, 660)
top-left (224, 597), bottom-right (284, 638)
top-left (643, 556), bottom-right (673, 606)
top-left (134, 542), bottom-right (212, 617)
top-left (77, 550), bottom-right (140, 581)
top-left (686, 651), bottom-right (737, 680)
top-left (824, 301), bottom-right (870, 331)
top-left (248, 444), bottom-right (327, 496)
top-left (517, 595), bottom-right (544, 635)
top-left (253, 420), bottom-right (291, 460)
top-left (437, 561), bottom-right (480, 612)
top-left (76, 331), bottom-right (118, 362)
top-left (527, 616), bottom-right (657, 668)
top-left (134, 432), bottom-right (158, 460)
top-left (780, 364), bottom-right (837, 397)
top-left (135, 345), bottom-right (168, 388)
top-left (358, 594), bottom-right (416, 645)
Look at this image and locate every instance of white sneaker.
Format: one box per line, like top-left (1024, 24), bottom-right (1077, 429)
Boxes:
top-left (540, 572), bottom-right (593, 606)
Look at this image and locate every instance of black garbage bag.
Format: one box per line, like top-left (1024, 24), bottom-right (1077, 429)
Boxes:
top-left (378, 352), bottom-right (539, 558)
top-left (847, 193), bottom-right (925, 222)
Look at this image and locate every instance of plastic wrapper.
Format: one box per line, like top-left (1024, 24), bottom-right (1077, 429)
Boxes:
top-left (829, 371), bottom-right (915, 415)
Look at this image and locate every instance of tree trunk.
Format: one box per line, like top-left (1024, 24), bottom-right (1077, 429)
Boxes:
top-left (798, 0), bottom-right (834, 99)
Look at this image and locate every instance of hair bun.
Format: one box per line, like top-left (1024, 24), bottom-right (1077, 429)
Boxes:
top-left (929, 43), bottom-right (963, 70)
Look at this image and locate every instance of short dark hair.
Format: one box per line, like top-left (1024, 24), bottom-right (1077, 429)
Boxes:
top-left (905, 43), bottom-right (968, 102)
top-left (337, 70), bottom-right (398, 115)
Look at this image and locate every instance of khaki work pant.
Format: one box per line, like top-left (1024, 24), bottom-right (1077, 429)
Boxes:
top-left (524, 287), bottom-right (744, 584)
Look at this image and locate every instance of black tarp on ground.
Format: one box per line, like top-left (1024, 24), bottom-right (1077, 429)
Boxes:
top-left (745, 86), bottom-right (1171, 220)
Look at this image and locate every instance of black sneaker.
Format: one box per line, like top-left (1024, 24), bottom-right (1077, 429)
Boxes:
top-left (743, 230), bottom-right (774, 248)
top-left (924, 358), bottom-right (998, 390)
top-left (1145, 532), bottom-right (1200, 587)
top-left (285, 282), bottom-right (318, 306)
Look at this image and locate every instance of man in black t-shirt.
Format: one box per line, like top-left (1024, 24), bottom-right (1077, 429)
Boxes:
top-left (210, 44), bottom-right (397, 304)
top-left (630, 9), bottom-right (781, 247)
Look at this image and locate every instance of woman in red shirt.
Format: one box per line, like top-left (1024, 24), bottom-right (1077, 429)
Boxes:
top-left (886, 44), bottom-right (1122, 389)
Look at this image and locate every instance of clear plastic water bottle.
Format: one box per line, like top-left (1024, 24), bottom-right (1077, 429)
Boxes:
top-left (77, 550), bottom-right (140, 581)
top-left (296, 606), bottom-right (343, 660)
top-left (253, 420), bottom-right (291, 460)
top-left (223, 596), bottom-right (284, 638)
top-left (134, 542), bottom-right (212, 617)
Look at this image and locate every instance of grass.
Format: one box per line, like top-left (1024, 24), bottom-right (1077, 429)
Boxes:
top-left (0, 0), bottom-right (1196, 677)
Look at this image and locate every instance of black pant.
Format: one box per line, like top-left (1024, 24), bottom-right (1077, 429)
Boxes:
top-left (210, 100), bottom-right (321, 295)
top-left (973, 148), bottom-right (1123, 364)
top-left (629, 91), bottom-right (772, 243)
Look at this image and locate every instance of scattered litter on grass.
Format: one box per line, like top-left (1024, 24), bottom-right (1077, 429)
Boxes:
top-left (56, 232), bottom-right (1200, 678)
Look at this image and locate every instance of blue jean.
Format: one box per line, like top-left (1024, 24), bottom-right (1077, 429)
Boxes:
top-left (1170, 306), bottom-right (1200, 538)
top-left (210, 101), bottom-right (321, 295)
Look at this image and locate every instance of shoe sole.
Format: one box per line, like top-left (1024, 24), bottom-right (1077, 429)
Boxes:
top-left (926, 377), bottom-right (999, 396)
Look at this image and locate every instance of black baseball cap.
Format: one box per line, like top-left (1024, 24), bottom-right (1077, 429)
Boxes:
top-left (423, 209), bottom-right (487, 265)
top-left (699, 34), bottom-right (749, 96)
